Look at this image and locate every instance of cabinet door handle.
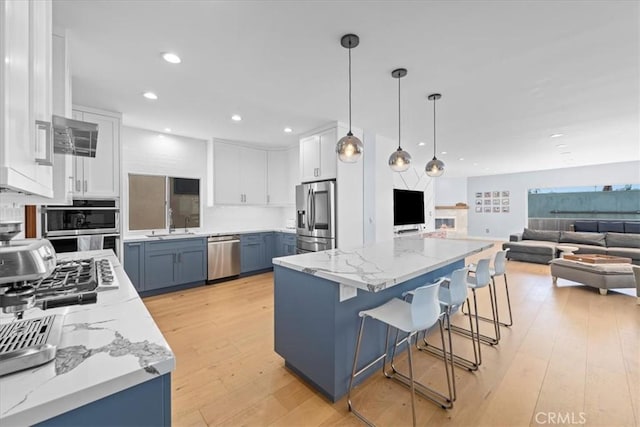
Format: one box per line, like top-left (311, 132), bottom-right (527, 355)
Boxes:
top-left (76, 180), bottom-right (81, 192)
top-left (35, 120), bottom-right (53, 166)
top-left (83, 180), bottom-right (88, 192)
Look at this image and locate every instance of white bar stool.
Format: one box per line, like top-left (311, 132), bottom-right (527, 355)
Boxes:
top-left (347, 282), bottom-right (452, 427)
top-left (416, 267), bottom-right (481, 394)
top-left (450, 258), bottom-right (501, 346)
top-left (467, 250), bottom-right (513, 327)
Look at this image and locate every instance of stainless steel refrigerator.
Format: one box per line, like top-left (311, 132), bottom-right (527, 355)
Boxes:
top-left (295, 180), bottom-right (336, 253)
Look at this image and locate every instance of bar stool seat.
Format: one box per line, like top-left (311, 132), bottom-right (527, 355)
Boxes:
top-left (347, 282), bottom-right (452, 427)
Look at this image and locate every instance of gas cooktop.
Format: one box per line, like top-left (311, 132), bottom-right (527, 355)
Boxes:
top-left (31, 258), bottom-right (117, 299)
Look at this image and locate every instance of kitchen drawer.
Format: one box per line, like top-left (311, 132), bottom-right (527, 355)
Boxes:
top-left (241, 233), bottom-right (262, 243)
top-left (281, 233), bottom-right (296, 244)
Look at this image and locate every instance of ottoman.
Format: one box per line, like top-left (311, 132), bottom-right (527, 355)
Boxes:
top-left (549, 258), bottom-right (639, 304)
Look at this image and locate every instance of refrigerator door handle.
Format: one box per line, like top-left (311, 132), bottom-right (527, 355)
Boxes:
top-left (307, 188), bottom-right (312, 231)
top-left (310, 189), bottom-right (316, 230)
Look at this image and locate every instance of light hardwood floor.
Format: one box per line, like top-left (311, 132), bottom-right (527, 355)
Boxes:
top-left (143, 246), bottom-right (639, 427)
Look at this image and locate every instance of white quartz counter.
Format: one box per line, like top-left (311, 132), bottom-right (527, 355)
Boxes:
top-left (272, 234), bottom-right (493, 292)
top-left (0, 250), bottom-right (175, 426)
top-left (123, 227), bottom-right (296, 242)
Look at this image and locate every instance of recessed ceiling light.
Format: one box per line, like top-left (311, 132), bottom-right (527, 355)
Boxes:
top-left (550, 133), bottom-right (564, 138)
top-left (561, 151), bottom-right (572, 155)
top-left (284, 127), bottom-right (293, 133)
top-left (556, 143), bottom-right (568, 148)
top-left (143, 92), bottom-right (158, 100)
top-left (162, 52), bottom-right (181, 64)
top-left (458, 157), bottom-right (465, 161)
top-left (164, 128), bottom-right (172, 133)
top-left (473, 162), bottom-right (478, 166)
top-left (441, 151), bottom-right (447, 155)
top-left (418, 142), bottom-right (426, 146)
top-left (231, 114), bottom-right (242, 121)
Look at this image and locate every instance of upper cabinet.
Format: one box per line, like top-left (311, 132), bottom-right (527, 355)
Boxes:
top-left (214, 141), bottom-right (267, 205)
top-left (0, 0), bottom-right (54, 197)
top-left (267, 145), bottom-right (298, 206)
top-left (71, 107), bottom-right (121, 198)
top-left (299, 128), bottom-right (337, 183)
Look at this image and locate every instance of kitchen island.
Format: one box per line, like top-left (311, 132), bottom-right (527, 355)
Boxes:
top-left (0, 250), bottom-right (175, 426)
top-left (272, 235), bottom-right (493, 401)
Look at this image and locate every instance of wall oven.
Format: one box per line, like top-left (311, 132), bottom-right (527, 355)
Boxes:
top-left (42, 199), bottom-right (120, 256)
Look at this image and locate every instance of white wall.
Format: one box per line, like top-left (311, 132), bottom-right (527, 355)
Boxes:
top-left (435, 176), bottom-right (468, 206)
top-left (122, 126), bottom-right (287, 234)
top-left (467, 161), bottom-right (640, 239)
top-left (336, 124), bottom-right (364, 249)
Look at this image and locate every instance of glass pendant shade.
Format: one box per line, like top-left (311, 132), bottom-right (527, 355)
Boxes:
top-left (426, 156), bottom-right (445, 177)
top-left (336, 132), bottom-right (363, 163)
top-left (388, 148), bottom-right (411, 172)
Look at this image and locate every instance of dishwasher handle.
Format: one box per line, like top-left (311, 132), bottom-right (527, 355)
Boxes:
top-left (208, 235), bottom-right (240, 243)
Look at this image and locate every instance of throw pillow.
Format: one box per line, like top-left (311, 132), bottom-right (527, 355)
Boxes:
top-left (598, 221), bottom-right (624, 233)
top-left (522, 228), bottom-right (560, 242)
top-left (606, 232), bottom-right (640, 249)
top-left (559, 231), bottom-right (606, 246)
top-left (573, 220), bottom-right (598, 232)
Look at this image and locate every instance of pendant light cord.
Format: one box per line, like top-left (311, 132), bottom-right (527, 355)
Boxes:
top-left (348, 44), bottom-right (352, 134)
top-left (398, 76), bottom-right (401, 150)
top-left (432, 98), bottom-right (437, 158)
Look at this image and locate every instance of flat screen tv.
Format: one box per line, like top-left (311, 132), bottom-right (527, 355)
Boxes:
top-left (393, 189), bottom-right (425, 226)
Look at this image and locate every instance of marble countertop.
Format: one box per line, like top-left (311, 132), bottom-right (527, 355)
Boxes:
top-left (272, 234), bottom-right (494, 292)
top-left (0, 250), bottom-right (175, 426)
top-left (123, 227), bottom-right (296, 242)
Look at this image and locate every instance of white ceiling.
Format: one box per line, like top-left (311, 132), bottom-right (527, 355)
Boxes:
top-left (53, 0), bottom-right (639, 178)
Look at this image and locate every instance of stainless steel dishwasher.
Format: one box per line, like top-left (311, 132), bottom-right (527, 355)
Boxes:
top-left (207, 235), bottom-right (241, 281)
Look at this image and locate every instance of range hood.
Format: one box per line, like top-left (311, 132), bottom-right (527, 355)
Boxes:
top-left (52, 115), bottom-right (98, 158)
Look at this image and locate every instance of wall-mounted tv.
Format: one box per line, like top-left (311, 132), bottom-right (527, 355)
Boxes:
top-left (393, 189), bottom-right (425, 226)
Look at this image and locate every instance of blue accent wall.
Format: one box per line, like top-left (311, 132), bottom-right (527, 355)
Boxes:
top-left (528, 190), bottom-right (640, 219)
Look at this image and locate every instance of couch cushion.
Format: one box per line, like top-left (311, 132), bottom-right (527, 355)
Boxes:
top-left (572, 244), bottom-right (608, 255)
top-left (574, 220), bottom-right (598, 232)
top-left (522, 228), bottom-right (560, 242)
top-left (598, 221), bottom-right (624, 233)
top-left (624, 222), bottom-right (640, 234)
top-left (606, 232), bottom-right (640, 249)
top-left (606, 247), bottom-right (640, 262)
top-left (503, 241), bottom-right (556, 255)
top-left (559, 231), bottom-right (606, 246)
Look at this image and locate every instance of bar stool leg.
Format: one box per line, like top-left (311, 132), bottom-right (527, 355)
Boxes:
top-left (406, 333), bottom-right (417, 426)
top-left (502, 274), bottom-right (514, 326)
top-left (451, 288), bottom-right (499, 346)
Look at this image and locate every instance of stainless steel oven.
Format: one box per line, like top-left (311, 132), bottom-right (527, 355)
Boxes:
top-left (43, 199), bottom-right (119, 236)
top-left (42, 199), bottom-right (120, 256)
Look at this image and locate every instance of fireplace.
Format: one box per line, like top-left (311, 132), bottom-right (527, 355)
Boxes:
top-left (435, 217), bottom-right (456, 230)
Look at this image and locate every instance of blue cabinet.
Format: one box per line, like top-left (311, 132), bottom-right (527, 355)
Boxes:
top-left (273, 232), bottom-right (296, 258)
top-left (241, 233), bottom-right (265, 273)
top-left (124, 237), bottom-right (206, 295)
top-left (123, 242), bottom-right (145, 292)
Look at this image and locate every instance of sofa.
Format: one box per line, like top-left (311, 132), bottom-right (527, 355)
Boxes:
top-left (502, 220), bottom-right (640, 265)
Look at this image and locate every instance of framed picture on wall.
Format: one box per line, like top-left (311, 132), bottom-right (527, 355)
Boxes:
top-left (484, 207), bottom-right (491, 213)
top-left (493, 199), bottom-right (500, 205)
top-left (475, 199), bottom-right (483, 205)
top-left (493, 206), bottom-right (500, 213)
top-left (502, 206), bottom-right (510, 213)
top-left (484, 192), bottom-right (491, 198)
top-left (492, 191), bottom-right (500, 198)
top-left (502, 198), bottom-right (509, 205)
top-left (502, 190), bottom-right (510, 197)
top-left (475, 206), bottom-right (482, 213)
top-left (484, 199), bottom-right (491, 205)
top-left (475, 192), bottom-right (482, 198)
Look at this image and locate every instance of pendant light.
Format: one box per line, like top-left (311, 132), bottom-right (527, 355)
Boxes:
top-left (336, 34), bottom-right (363, 163)
top-left (388, 68), bottom-right (411, 172)
top-left (425, 93), bottom-right (445, 177)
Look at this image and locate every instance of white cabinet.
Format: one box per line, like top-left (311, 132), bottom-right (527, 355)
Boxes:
top-left (214, 141), bottom-right (267, 205)
top-left (299, 128), bottom-right (337, 183)
top-left (0, 0), bottom-right (54, 197)
top-left (267, 145), bottom-right (297, 205)
top-left (71, 108), bottom-right (121, 198)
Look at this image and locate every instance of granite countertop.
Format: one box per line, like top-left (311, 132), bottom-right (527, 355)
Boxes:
top-left (272, 234), bottom-right (493, 292)
top-left (123, 227), bottom-right (296, 242)
top-left (0, 250), bottom-right (175, 426)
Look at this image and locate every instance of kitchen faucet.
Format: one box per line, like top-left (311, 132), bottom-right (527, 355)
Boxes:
top-left (168, 208), bottom-right (175, 233)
